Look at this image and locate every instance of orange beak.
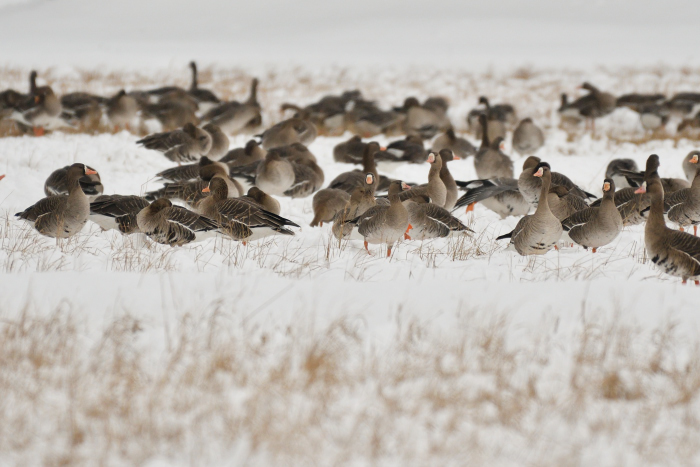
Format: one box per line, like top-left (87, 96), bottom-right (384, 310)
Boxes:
top-left (453, 155), bottom-right (461, 160)
top-left (691, 155), bottom-right (699, 164)
top-left (85, 168), bottom-right (98, 175)
top-left (380, 146), bottom-right (387, 151)
top-left (202, 186), bottom-right (210, 193)
top-left (401, 182), bottom-right (411, 190)
top-left (533, 167), bottom-right (544, 178)
top-left (634, 182), bottom-right (647, 194)
top-left (0, 174), bottom-right (5, 181)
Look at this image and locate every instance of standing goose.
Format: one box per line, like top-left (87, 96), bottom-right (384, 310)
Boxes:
top-left (512, 118), bottom-right (545, 156)
top-left (397, 152), bottom-right (446, 207)
top-left (137, 123), bottom-right (213, 163)
top-left (561, 179), bottom-right (623, 252)
top-left (311, 188), bottom-right (351, 227)
top-left (636, 172), bottom-right (700, 284)
top-left (147, 163), bottom-right (243, 206)
top-left (140, 97), bottom-right (198, 131)
top-left (346, 180), bottom-right (410, 257)
top-left (59, 92), bottom-right (104, 130)
top-left (453, 177), bottom-right (530, 218)
top-left (44, 164), bottom-right (104, 200)
top-left (665, 160), bottom-right (700, 235)
top-left (187, 61), bottom-right (220, 113)
top-left (518, 156), bottom-right (592, 206)
top-left (202, 78), bottom-right (261, 134)
top-left (12, 71), bottom-right (62, 136)
top-left (431, 129), bottom-right (476, 160)
top-left (467, 96), bottom-right (512, 139)
top-left (89, 194), bottom-right (151, 233)
top-left (333, 135), bottom-right (368, 163)
top-left (405, 202), bottom-right (473, 240)
top-left (398, 97), bottom-right (450, 140)
top-left (327, 142), bottom-right (386, 193)
top-left (616, 93), bottom-right (666, 112)
top-left (546, 185), bottom-right (589, 221)
top-left (136, 198), bottom-right (219, 246)
top-left (260, 114), bottom-right (318, 149)
top-left (683, 151), bottom-right (700, 183)
top-left (567, 82), bottom-right (617, 132)
top-left (105, 90), bottom-right (138, 132)
top-left (496, 164), bottom-right (563, 255)
top-left (199, 178), bottom-right (298, 242)
top-left (15, 164), bottom-right (96, 238)
top-left (438, 149), bottom-right (460, 210)
top-left (332, 173), bottom-right (378, 241)
top-left (474, 114), bottom-right (513, 180)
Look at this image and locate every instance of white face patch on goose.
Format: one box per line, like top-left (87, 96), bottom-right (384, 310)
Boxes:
top-left (365, 174), bottom-right (374, 184)
top-left (634, 182), bottom-right (647, 194)
top-left (603, 182), bottom-right (611, 192)
top-left (533, 167), bottom-right (544, 177)
top-left (692, 155), bottom-right (699, 164)
top-left (427, 153), bottom-right (435, 163)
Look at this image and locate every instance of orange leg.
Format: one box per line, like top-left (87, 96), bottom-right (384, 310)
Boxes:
top-left (404, 223), bottom-right (413, 240)
top-left (680, 226), bottom-right (685, 232)
top-left (364, 240), bottom-right (371, 255)
top-left (319, 221), bottom-right (323, 227)
top-left (694, 225), bottom-right (697, 236)
top-left (386, 246), bottom-right (392, 258)
top-left (554, 245), bottom-right (559, 251)
top-left (33, 126), bottom-right (45, 136)
top-left (682, 279), bottom-right (687, 284)
top-left (242, 241), bottom-right (248, 246)
top-left (466, 202), bottom-right (476, 213)
top-left (592, 247), bottom-right (597, 253)
top-left (695, 280), bottom-right (700, 286)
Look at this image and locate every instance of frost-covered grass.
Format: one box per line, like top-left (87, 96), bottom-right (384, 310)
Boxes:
top-left (2, 65), bottom-right (700, 466)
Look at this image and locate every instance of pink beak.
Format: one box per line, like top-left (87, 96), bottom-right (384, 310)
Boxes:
top-left (634, 183), bottom-right (647, 194)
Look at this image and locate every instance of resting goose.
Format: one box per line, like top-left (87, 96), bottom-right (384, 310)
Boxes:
top-left (220, 140), bottom-right (266, 166)
top-left (616, 93), bottom-right (666, 112)
top-left (405, 202), bottom-right (473, 240)
top-left (397, 97), bottom-right (450, 140)
top-left (89, 195), bottom-right (150, 233)
top-left (638, 104), bottom-right (669, 132)
top-left (260, 114), bottom-right (318, 150)
top-left (333, 135), bottom-right (367, 164)
top-left (346, 180), bottom-right (410, 257)
top-left (140, 98), bottom-right (198, 131)
top-left (105, 90), bottom-right (138, 132)
top-left (281, 89), bottom-right (359, 136)
top-left (467, 96), bottom-right (514, 138)
top-left (496, 164), bottom-right (562, 255)
top-left (332, 173), bottom-right (378, 241)
top-left (662, 92), bottom-right (700, 117)
top-left (199, 178), bottom-right (298, 242)
top-left (345, 99), bottom-right (402, 137)
top-left (327, 142), bottom-right (387, 194)
top-left (15, 163), bottom-right (95, 238)
top-left (201, 123), bottom-right (229, 160)
top-left (147, 162), bottom-right (243, 206)
top-left (518, 156), bottom-right (592, 206)
top-left (474, 114), bottom-right (513, 180)
top-left (562, 179), bottom-right (623, 252)
top-left (44, 164), bottom-right (103, 200)
top-left (683, 151), bottom-right (700, 183)
top-left (187, 61), bottom-right (220, 113)
top-left (137, 123), bottom-right (213, 163)
top-left (431, 129), bottom-right (476, 160)
top-left (512, 118), bottom-right (544, 156)
top-left (637, 171), bottom-right (700, 284)
top-left (665, 159), bottom-right (700, 235)
top-left (377, 135), bottom-right (426, 164)
top-left (242, 187), bottom-right (280, 215)
top-left (136, 198), bottom-right (218, 246)
top-left (311, 189), bottom-right (351, 227)
top-left (202, 78), bottom-right (261, 134)
top-left (453, 177), bottom-right (530, 219)
top-left (0, 89), bottom-right (27, 120)
top-left (546, 185), bottom-right (589, 221)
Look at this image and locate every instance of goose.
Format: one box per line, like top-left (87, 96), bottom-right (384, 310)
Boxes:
top-left (136, 198), bottom-right (219, 246)
top-left (44, 164), bottom-right (103, 200)
top-left (327, 142), bottom-right (388, 193)
top-left (345, 180), bottom-right (410, 257)
top-left (546, 185), bottom-right (589, 221)
top-left (512, 118), bottom-right (544, 156)
top-left (377, 135), bottom-right (426, 164)
top-left (89, 194), bottom-right (150, 233)
top-left (423, 96), bottom-right (449, 116)
top-left (405, 202), bottom-right (473, 240)
top-left (561, 179), bottom-right (623, 252)
top-left (636, 171), bottom-right (700, 284)
top-left (662, 92), bottom-right (700, 117)
top-left (612, 162), bottom-right (690, 194)
top-left (396, 97), bottom-right (450, 140)
top-left (311, 189), bottom-right (351, 227)
top-left (474, 114), bottom-right (513, 180)
top-left (638, 104), bottom-right (669, 132)
top-left (260, 114), bottom-right (318, 150)
top-left (453, 177), bottom-right (530, 218)
top-left (11, 71), bottom-right (62, 135)
top-left (496, 164), bottom-right (563, 255)
top-left (332, 173), bottom-right (378, 241)
top-left (518, 156), bottom-right (593, 206)
top-left (616, 93), bottom-right (665, 112)
top-left (437, 149), bottom-right (460, 210)
top-left (15, 164), bottom-right (96, 238)
top-left (558, 93), bottom-right (588, 122)
top-left (683, 151), bottom-right (700, 183)
top-left (0, 88), bottom-right (27, 120)
top-left (201, 123), bottom-right (229, 160)
top-left (466, 96), bottom-right (511, 140)
top-left (397, 151), bottom-right (446, 207)
top-left (564, 82), bottom-right (617, 131)
top-left (609, 155), bottom-right (661, 226)
top-left (345, 99), bottom-right (402, 137)
top-left (187, 61), bottom-right (220, 113)
top-left (220, 139), bottom-right (266, 166)
top-left (199, 177), bottom-right (298, 242)
top-left (59, 92), bottom-right (104, 130)
top-left (665, 159), bottom-right (700, 235)
top-left (606, 159), bottom-right (639, 189)
top-left (137, 123), bottom-right (213, 163)
top-left (140, 98), bottom-right (198, 131)
top-left (202, 78), bottom-right (261, 134)
top-left (241, 187), bottom-right (280, 215)
top-left (146, 163), bottom-right (243, 206)
top-left (281, 90), bottom-right (360, 135)
top-left (105, 90), bottom-right (139, 132)
top-left (333, 135), bottom-right (368, 163)
top-left (431, 129), bottom-right (476, 160)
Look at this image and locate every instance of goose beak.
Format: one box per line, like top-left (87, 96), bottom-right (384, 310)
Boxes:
top-left (426, 153), bottom-right (435, 163)
top-left (453, 155), bottom-right (461, 160)
top-left (401, 182), bottom-right (411, 190)
top-left (691, 155), bottom-right (699, 164)
top-left (499, 143), bottom-right (505, 150)
top-left (365, 174), bottom-right (374, 184)
top-left (533, 167), bottom-right (544, 178)
top-left (603, 182), bottom-right (610, 192)
top-left (85, 168), bottom-right (98, 175)
top-left (0, 174), bottom-right (5, 181)
top-left (380, 146), bottom-right (386, 151)
top-left (202, 186), bottom-right (210, 193)
top-left (634, 182), bottom-right (647, 194)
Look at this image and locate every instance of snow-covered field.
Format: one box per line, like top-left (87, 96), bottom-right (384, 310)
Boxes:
top-left (1, 63), bottom-right (700, 466)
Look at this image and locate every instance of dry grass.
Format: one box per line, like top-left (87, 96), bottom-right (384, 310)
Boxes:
top-left (0, 301), bottom-right (698, 466)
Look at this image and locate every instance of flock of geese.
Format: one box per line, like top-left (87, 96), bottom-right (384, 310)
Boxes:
top-left (2, 65), bottom-right (700, 284)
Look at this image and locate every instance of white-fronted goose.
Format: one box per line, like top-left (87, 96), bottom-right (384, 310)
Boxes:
top-left (638, 104), bottom-right (669, 132)
top-left (637, 171), bottom-right (700, 284)
top-left (105, 90), bottom-right (138, 132)
top-left (60, 92), bottom-right (103, 130)
top-left (437, 149), bottom-right (459, 210)
top-left (241, 187), bottom-right (280, 215)
top-left (202, 78), bottom-right (261, 134)
top-left (311, 189), bottom-right (351, 227)
top-left (136, 198), bottom-right (218, 246)
top-left (561, 179), bottom-right (623, 252)
top-left (405, 202), bottom-right (473, 240)
top-left (606, 159), bottom-right (639, 189)
top-left (518, 156), bottom-right (593, 206)
top-left (683, 151), bottom-right (700, 183)
top-left (333, 135), bottom-right (368, 163)
top-left (397, 97), bottom-right (450, 140)
top-left (15, 163), bottom-right (96, 238)
top-left (11, 71), bottom-right (62, 135)
top-left (44, 164), bottom-right (103, 200)
top-left (398, 151), bottom-right (446, 207)
top-left (616, 93), bottom-right (665, 112)
top-left (260, 114), bottom-right (318, 150)
top-left (140, 98), bottom-right (198, 131)
top-left (512, 118), bottom-right (544, 156)
top-left (453, 177), bottom-right (530, 218)
top-left (547, 185), bottom-right (589, 221)
top-left (220, 139), bottom-right (266, 166)
top-left (474, 115), bottom-right (513, 180)
top-left (662, 92), bottom-right (700, 117)
top-left (345, 180), bottom-right (410, 257)
top-left (467, 96), bottom-right (512, 140)
top-left (431, 129), bottom-right (476, 160)
top-left (89, 194), bottom-right (150, 233)
top-left (187, 61), bottom-right (220, 113)
top-left (378, 135), bottom-right (426, 164)
top-left (665, 160), bottom-right (700, 235)
top-left (137, 123), bottom-right (213, 163)
top-left (496, 164), bottom-right (562, 255)
top-left (327, 142), bottom-right (385, 194)
top-left (563, 82), bottom-right (617, 131)
top-left (147, 162), bottom-right (243, 206)
top-left (280, 90), bottom-right (359, 136)
top-left (155, 156), bottom-right (224, 183)
top-left (345, 99), bottom-right (402, 137)
top-left (332, 173), bottom-right (378, 241)
top-left (0, 89), bottom-right (26, 120)
top-left (199, 178), bottom-right (298, 242)
top-left (201, 123), bottom-right (229, 160)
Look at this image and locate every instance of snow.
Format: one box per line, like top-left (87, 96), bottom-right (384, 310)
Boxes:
top-left (2, 0), bottom-right (700, 464)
